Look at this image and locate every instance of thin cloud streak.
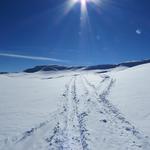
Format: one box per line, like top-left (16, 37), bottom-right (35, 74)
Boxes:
top-left (0, 53), bottom-right (67, 62)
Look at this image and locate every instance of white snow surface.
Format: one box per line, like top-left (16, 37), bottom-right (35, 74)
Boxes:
top-left (0, 64), bottom-right (150, 150)
top-left (108, 63), bottom-right (150, 137)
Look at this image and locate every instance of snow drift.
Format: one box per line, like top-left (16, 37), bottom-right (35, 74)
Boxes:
top-left (0, 60), bottom-right (150, 150)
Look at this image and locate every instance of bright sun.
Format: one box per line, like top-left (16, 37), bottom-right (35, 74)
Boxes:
top-left (80, 0), bottom-right (87, 6)
top-left (76, 0), bottom-right (100, 5)
top-left (64, 0), bottom-right (102, 24)
top-left (70, 0), bottom-right (101, 11)
top-left (73, 0), bottom-right (91, 7)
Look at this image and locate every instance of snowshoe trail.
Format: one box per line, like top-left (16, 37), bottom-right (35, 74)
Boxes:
top-left (81, 74), bottom-right (150, 150)
top-left (1, 73), bottom-right (150, 150)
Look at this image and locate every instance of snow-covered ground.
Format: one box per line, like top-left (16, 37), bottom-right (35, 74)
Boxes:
top-left (109, 63), bottom-right (150, 137)
top-left (0, 63), bottom-right (150, 150)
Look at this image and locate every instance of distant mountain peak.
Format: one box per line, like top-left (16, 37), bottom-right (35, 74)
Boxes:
top-left (23, 59), bottom-right (150, 73)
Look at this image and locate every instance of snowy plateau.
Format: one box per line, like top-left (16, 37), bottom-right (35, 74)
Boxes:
top-left (0, 61), bottom-right (150, 150)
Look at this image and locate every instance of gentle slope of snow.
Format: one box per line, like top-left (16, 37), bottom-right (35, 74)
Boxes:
top-left (109, 63), bottom-right (150, 136)
top-left (0, 73), bottom-right (72, 144)
top-left (0, 63), bottom-right (150, 150)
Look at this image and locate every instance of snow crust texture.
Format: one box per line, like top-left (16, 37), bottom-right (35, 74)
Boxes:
top-left (0, 64), bottom-right (150, 150)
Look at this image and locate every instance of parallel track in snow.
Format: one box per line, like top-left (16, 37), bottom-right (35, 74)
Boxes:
top-left (1, 73), bottom-right (150, 150)
top-left (81, 74), bottom-right (150, 150)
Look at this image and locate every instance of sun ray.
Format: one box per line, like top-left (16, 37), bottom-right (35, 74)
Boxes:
top-left (67, 0), bottom-right (102, 16)
top-left (60, 0), bottom-right (103, 55)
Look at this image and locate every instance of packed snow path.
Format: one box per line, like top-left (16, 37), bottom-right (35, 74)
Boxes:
top-left (1, 72), bottom-right (150, 150)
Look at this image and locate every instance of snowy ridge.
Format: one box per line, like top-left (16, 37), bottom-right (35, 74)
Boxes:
top-left (23, 59), bottom-right (150, 73)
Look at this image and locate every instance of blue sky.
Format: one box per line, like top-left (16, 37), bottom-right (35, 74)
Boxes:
top-left (0, 0), bottom-right (150, 71)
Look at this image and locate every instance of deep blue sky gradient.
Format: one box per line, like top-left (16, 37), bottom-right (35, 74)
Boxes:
top-left (0, 0), bottom-right (150, 71)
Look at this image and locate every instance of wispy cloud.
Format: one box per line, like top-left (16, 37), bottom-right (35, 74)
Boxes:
top-left (0, 52), bottom-right (67, 62)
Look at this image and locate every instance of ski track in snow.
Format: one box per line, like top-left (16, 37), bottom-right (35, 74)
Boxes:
top-left (81, 75), bottom-right (150, 149)
top-left (1, 73), bottom-right (150, 150)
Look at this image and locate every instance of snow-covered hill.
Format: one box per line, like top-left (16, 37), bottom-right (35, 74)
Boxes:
top-left (23, 59), bottom-right (150, 73)
top-left (109, 63), bottom-right (150, 137)
top-left (0, 61), bottom-right (150, 150)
